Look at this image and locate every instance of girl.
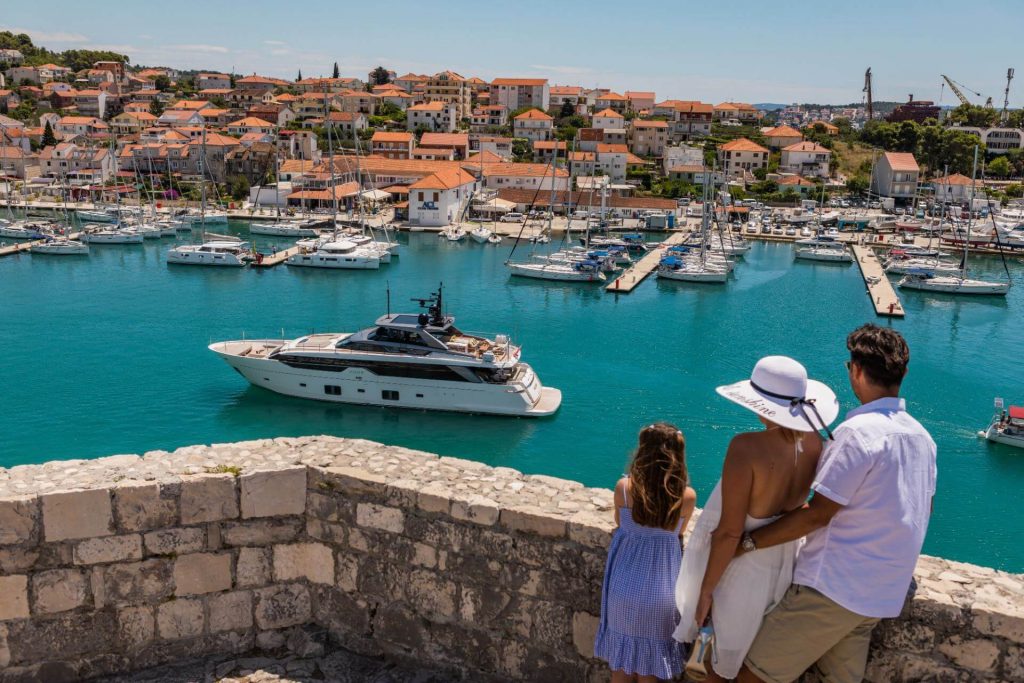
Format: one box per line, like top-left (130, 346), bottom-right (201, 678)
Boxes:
top-left (594, 423), bottom-right (698, 683)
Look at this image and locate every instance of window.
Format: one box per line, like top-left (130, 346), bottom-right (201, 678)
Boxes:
top-left (418, 192), bottom-right (424, 201)
top-left (382, 390), bottom-right (399, 401)
top-left (324, 385), bottom-right (341, 395)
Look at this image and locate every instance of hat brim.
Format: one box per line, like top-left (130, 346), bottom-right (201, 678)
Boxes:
top-left (715, 378), bottom-right (840, 432)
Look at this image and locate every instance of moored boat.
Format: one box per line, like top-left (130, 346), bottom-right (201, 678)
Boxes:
top-left (980, 399), bottom-right (1024, 449)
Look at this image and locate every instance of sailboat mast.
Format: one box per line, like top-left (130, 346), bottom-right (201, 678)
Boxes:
top-left (323, 85), bottom-right (338, 229)
top-left (199, 127), bottom-right (207, 238)
top-left (963, 145), bottom-right (978, 278)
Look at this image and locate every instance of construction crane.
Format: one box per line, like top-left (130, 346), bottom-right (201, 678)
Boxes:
top-left (863, 68), bottom-right (873, 120)
top-left (941, 74), bottom-right (979, 106)
top-left (1002, 68), bottom-right (1015, 122)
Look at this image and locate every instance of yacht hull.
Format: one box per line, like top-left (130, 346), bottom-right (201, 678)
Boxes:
top-left (167, 251), bottom-right (247, 266)
top-left (210, 341), bottom-right (561, 417)
top-left (507, 263), bottom-right (605, 281)
top-left (898, 277), bottom-right (1009, 296)
top-left (31, 241), bottom-right (89, 255)
top-left (250, 224), bottom-right (320, 237)
top-left (286, 253), bottom-right (380, 269)
top-left (983, 423), bottom-right (1024, 449)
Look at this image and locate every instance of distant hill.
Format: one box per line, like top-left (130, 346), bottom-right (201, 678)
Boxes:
top-left (754, 103), bottom-right (787, 111)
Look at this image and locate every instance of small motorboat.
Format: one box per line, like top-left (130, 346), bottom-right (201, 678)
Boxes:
top-left (440, 226), bottom-right (466, 242)
top-left (470, 225), bottom-right (493, 243)
top-left (979, 399), bottom-right (1024, 449)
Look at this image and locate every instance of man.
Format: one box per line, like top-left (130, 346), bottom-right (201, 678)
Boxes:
top-left (735, 324), bottom-right (937, 683)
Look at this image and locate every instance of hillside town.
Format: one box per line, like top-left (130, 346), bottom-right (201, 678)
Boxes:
top-left (1, 34), bottom-right (1023, 230)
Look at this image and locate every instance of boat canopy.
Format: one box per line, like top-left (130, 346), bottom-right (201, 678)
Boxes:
top-left (1010, 406), bottom-right (1024, 420)
top-left (660, 256), bottom-right (683, 267)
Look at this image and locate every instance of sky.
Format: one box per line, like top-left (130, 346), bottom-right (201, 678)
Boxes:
top-left (4, 0), bottom-right (1023, 107)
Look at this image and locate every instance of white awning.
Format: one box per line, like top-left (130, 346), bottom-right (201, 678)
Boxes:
top-left (359, 189), bottom-right (391, 202)
top-left (474, 197), bottom-right (516, 212)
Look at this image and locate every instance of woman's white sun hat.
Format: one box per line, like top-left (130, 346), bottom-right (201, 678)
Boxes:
top-left (716, 356), bottom-right (840, 435)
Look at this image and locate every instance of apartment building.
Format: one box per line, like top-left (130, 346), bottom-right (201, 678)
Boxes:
top-left (406, 101), bottom-right (458, 133)
top-left (512, 109), bottom-right (554, 142)
top-left (652, 100), bottom-right (713, 141)
top-left (490, 78), bottom-right (550, 112)
top-left (630, 120), bottom-right (669, 157)
top-left (717, 138), bottom-right (769, 179)
top-left (871, 151), bottom-right (920, 199)
top-left (780, 141), bottom-right (831, 178)
top-left (371, 131), bottom-right (414, 159)
top-left (423, 71), bottom-right (472, 121)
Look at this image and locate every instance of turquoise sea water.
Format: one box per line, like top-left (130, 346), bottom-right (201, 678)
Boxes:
top-left (2, 223), bottom-right (1023, 572)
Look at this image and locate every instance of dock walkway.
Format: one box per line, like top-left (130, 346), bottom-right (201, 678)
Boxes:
top-left (252, 246), bottom-right (300, 267)
top-left (605, 232), bottom-right (689, 293)
top-left (851, 245), bottom-right (905, 318)
top-left (0, 232), bottom-right (82, 258)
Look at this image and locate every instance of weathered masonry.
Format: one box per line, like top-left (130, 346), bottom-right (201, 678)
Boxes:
top-left (0, 437), bottom-right (1022, 681)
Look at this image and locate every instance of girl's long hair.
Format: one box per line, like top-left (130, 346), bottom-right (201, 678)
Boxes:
top-left (628, 422), bottom-right (689, 529)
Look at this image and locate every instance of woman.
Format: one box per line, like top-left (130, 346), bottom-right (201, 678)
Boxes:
top-left (594, 423), bottom-right (698, 683)
top-left (675, 356), bottom-right (839, 681)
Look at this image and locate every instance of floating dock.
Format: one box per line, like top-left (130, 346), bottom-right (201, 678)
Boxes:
top-left (605, 232), bottom-right (689, 293)
top-left (251, 246), bottom-right (300, 267)
top-left (851, 245), bottom-right (905, 318)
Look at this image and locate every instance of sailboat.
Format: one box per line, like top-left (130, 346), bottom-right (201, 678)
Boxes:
top-left (249, 128), bottom-right (320, 238)
top-left (31, 172), bottom-right (88, 255)
top-left (506, 145), bottom-right (605, 282)
top-left (658, 168), bottom-right (728, 283)
top-left (470, 225), bottom-right (493, 243)
top-left (899, 148), bottom-right (1010, 296)
top-left (287, 90), bottom-right (382, 270)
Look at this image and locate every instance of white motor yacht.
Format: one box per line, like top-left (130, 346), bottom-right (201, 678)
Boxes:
top-left (249, 222), bottom-right (320, 237)
top-left (470, 225), bottom-right (493, 243)
top-left (167, 240), bottom-right (251, 267)
top-left (286, 239), bottom-right (380, 269)
top-left (209, 286), bottom-right (561, 417)
top-left (898, 271), bottom-right (1009, 296)
top-left (980, 399), bottom-right (1024, 449)
top-left (31, 237), bottom-right (89, 255)
top-left (794, 246), bottom-right (852, 263)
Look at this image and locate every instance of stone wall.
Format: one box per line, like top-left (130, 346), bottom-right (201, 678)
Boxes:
top-left (0, 436), bottom-right (1021, 682)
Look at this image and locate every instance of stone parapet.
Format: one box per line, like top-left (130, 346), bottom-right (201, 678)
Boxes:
top-left (0, 436), bottom-right (1020, 681)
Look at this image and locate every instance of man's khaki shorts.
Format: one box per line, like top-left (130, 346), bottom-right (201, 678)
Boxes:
top-left (744, 585), bottom-right (879, 683)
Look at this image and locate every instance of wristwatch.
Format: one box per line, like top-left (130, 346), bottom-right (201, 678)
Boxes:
top-left (741, 532), bottom-right (757, 553)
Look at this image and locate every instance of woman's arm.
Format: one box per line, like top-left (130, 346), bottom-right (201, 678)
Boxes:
top-left (677, 486), bottom-right (698, 538)
top-left (613, 478), bottom-right (627, 528)
top-left (695, 439), bottom-right (753, 625)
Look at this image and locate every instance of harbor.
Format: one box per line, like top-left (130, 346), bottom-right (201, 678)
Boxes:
top-left (606, 230), bottom-right (690, 293)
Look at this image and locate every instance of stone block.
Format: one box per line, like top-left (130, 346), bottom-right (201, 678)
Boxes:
top-left (117, 606), bottom-right (155, 648)
top-left (143, 527), bottom-right (206, 555)
top-left (0, 495), bottom-right (39, 545)
top-left (208, 590), bottom-right (253, 632)
top-left (222, 519), bottom-right (302, 546)
top-left (572, 611), bottom-right (600, 658)
top-left (273, 542), bottom-right (334, 585)
top-left (404, 569), bottom-right (457, 620)
top-left (41, 488), bottom-right (113, 541)
top-left (0, 575), bottom-right (29, 620)
top-left (73, 534), bottom-right (143, 565)
top-left (240, 467), bottom-right (306, 519)
top-left (102, 559), bottom-right (173, 605)
top-left (254, 583), bottom-right (311, 630)
top-left (315, 466), bottom-right (389, 497)
top-left (500, 506), bottom-right (568, 538)
top-left (937, 635), bottom-right (1000, 672)
top-left (113, 483), bottom-right (177, 532)
top-left (157, 598), bottom-right (204, 640)
top-left (451, 495), bottom-right (500, 526)
top-left (180, 474), bottom-right (238, 524)
top-left (31, 568), bottom-right (88, 614)
top-left (336, 552), bottom-right (359, 593)
top-left (973, 604), bottom-right (1024, 641)
top-left (237, 547), bottom-right (271, 588)
top-left (174, 552), bottom-right (232, 596)
top-left (411, 542), bottom-right (437, 569)
top-left (416, 484), bottom-right (452, 514)
top-left (356, 502), bottom-right (404, 533)
top-left (568, 511), bottom-right (615, 549)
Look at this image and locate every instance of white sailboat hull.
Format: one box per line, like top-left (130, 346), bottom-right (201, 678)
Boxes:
top-left (657, 266), bottom-right (728, 283)
top-left (167, 249), bottom-right (247, 267)
top-left (82, 231), bottom-right (144, 244)
top-left (250, 223), bottom-right (320, 237)
top-left (795, 248), bottom-right (851, 262)
top-left (507, 262), bottom-right (605, 281)
top-left (210, 341), bottom-right (561, 417)
top-left (898, 276), bottom-right (1009, 296)
top-left (31, 240), bottom-right (89, 255)
top-left (286, 252), bottom-right (380, 269)
top-left (76, 210), bottom-right (117, 223)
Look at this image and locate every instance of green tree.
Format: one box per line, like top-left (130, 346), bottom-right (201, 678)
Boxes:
top-left (846, 174), bottom-right (869, 194)
top-left (370, 66), bottom-right (391, 86)
top-left (9, 99), bottom-right (36, 122)
top-left (945, 104), bottom-right (999, 128)
top-left (332, 62), bottom-right (340, 79)
top-left (228, 175), bottom-right (250, 201)
top-left (988, 155), bottom-right (1012, 178)
top-left (511, 137), bottom-right (531, 162)
top-left (41, 120), bottom-right (56, 147)
top-left (297, 69), bottom-right (303, 82)
top-left (149, 98), bottom-right (164, 117)
top-left (229, 73), bottom-right (236, 88)
top-left (559, 100), bottom-right (575, 119)
top-left (153, 74), bottom-right (171, 92)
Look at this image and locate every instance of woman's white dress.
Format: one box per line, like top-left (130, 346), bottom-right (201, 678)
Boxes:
top-left (674, 480), bottom-right (802, 679)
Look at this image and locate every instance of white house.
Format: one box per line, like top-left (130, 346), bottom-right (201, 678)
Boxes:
top-left (931, 173), bottom-right (981, 203)
top-left (630, 120), bottom-right (669, 157)
top-left (406, 101), bottom-right (457, 133)
top-left (407, 167), bottom-right (478, 226)
top-left (871, 152), bottom-right (919, 200)
top-left (512, 109), bottom-right (553, 142)
top-left (592, 108), bottom-right (625, 130)
top-left (717, 138), bottom-right (769, 179)
top-left (954, 125), bottom-right (1024, 154)
top-left (490, 78), bottom-right (550, 112)
top-left (662, 144), bottom-right (704, 174)
top-left (482, 162), bottom-right (569, 191)
top-left (780, 141), bottom-right (831, 178)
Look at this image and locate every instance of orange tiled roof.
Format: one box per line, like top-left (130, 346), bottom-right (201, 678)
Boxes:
top-left (720, 138), bottom-right (768, 153)
top-left (765, 125), bottom-right (803, 138)
top-left (883, 152), bottom-right (919, 172)
top-left (782, 141), bottom-right (830, 153)
top-left (514, 109), bottom-right (553, 121)
top-left (594, 108), bottom-right (624, 119)
top-left (420, 132), bottom-right (469, 146)
top-left (409, 167), bottom-right (476, 190)
top-left (932, 173), bottom-right (978, 186)
top-left (632, 119), bottom-right (668, 128)
top-left (492, 78), bottom-right (548, 86)
top-left (371, 131), bottom-right (413, 142)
